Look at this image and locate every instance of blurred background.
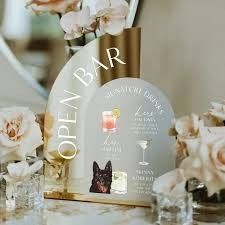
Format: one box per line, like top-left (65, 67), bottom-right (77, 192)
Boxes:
top-left (0, 0), bottom-right (65, 91)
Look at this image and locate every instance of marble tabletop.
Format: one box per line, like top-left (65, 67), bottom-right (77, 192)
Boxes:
top-left (0, 199), bottom-right (224, 225)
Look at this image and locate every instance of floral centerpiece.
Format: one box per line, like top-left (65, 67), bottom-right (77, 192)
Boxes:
top-left (153, 101), bottom-right (225, 222)
top-left (0, 107), bottom-right (44, 210)
top-left (26, 0), bottom-right (130, 56)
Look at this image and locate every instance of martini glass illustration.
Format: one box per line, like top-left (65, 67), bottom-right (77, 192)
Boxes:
top-left (137, 139), bottom-right (152, 166)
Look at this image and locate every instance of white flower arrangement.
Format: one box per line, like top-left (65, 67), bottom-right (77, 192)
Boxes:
top-left (26, 0), bottom-right (130, 42)
top-left (154, 100), bottom-right (225, 197)
top-left (0, 107), bottom-right (43, 163)
top-left (3, 160), bottom-right (43, 184)
top-left (0, 107), bottom-right (43, 183)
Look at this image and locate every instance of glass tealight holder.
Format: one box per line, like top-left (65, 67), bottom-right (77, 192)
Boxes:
top-left (6, 173), bottom-right (44, 210)
top-left (0, 157), bottom-right (44, 211)
top-left (152, 192), bottom-right (193, 225)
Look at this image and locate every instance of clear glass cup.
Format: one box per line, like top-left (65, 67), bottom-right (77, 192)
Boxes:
top-left (152, 192), bottom-right (193, 225)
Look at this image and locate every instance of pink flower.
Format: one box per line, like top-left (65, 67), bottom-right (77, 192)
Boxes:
top-left (26, 0), bottom-right (80, 14)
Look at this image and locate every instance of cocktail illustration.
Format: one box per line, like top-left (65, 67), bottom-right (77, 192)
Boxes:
top-left (137, 139), bottom-right (152, 166)
top-left (102, 109), bottom-right (121, 133)
top-left (102, 111), bottom-right (117, 133)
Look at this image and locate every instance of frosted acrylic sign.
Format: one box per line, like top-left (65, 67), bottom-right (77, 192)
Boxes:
top-left (44, 28), bottom-right (175, 206)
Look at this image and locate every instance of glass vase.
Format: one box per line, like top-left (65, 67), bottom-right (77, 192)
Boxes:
top-left (6, 173), bottom-right (44, 210)
top-left (187, 178), bottom-right (225, 223)
top-left (0, 158), bottom-right (44, 210)
top-left (152, 192), bottom-right (193, 225)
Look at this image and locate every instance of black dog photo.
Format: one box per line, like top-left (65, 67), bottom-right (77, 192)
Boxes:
top-left (89, 161), bottom-right (112, 194)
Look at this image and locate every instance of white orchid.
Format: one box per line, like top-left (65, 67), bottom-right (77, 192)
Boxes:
top-left (0, 107), bottom-right (43, 163)
top-left (152, 169), bottom-right (187, 196)
top-left (95, 0), bottom-right (129, 35)
top-left (27, 0), bottom-right (130, 41)
top-left (60, 6), bottom-right (96, 40)
top-left (3, 160), bottom-right (43, 184)
top-left (26, 0), bottom-right (81, 14)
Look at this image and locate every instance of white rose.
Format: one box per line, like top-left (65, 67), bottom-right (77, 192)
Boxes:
top-left (205, 101), bottom-right (225, 126)
top-left (169, 114), bottom-right (202, 138)
top-left (180, 130), bottom-right (225, 196)
top-left (0, 107), bottom-right (43, 163)
top-left (169, 114), bottom-right (203, 160)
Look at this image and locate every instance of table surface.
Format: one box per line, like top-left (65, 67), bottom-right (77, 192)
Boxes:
top-left (0, 199), bottom-right (224, 225)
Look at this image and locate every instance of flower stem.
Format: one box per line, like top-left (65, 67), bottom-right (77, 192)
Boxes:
top-left (63, 161), bottom-right (70, 193)
top-left (82, 34), bottom-right (86, 46)
top-left (79, 0), bottom-right (86, 46)
top-left (57, 13), bottom-right (73, 57)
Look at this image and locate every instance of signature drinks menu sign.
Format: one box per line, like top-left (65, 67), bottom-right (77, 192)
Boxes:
top-left (44, 28), bottom-right (175, 206)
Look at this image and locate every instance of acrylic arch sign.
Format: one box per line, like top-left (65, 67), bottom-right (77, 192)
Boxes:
top-left (44, 28), bottom-right (175, 206)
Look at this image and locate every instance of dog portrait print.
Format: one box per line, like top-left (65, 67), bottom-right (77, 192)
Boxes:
top-left (89, 161), bottom-right (112, 194)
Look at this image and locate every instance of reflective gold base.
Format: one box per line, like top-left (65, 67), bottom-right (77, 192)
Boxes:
top-left (44, 191), bottom-right (150, 207)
